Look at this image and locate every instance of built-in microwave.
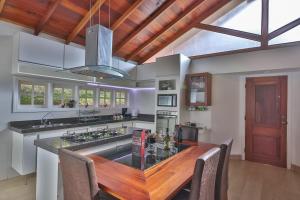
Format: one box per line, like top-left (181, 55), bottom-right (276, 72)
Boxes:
top-left (157, 94), bottom-right (177, 107)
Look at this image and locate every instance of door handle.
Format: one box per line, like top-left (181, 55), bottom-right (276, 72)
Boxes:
top-left (281, 115), bottom-right (288, 125)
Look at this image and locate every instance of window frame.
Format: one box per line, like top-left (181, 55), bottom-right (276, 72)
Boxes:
top-left (115, 90), bottom-right (128, 107)
top-left (52, 85), bottom-right (74, 107)
top-left (99, 89), bottom-right (112, 108)
top-left (79, 87), bottom-right (96, 107)
top-left (18, 80), bottom-right (47, 108)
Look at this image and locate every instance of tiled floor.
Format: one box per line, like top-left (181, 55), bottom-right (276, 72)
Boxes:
top-left (0, 160), bottom-right (299, 200)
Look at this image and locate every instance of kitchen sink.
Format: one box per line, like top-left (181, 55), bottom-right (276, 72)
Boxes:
top-left (31, 123), bottom-right (71, 129)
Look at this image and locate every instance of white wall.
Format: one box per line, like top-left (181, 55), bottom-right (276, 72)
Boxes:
top-left (190, 44), bottom-right (300, 167)
top-left (131, 90), bottom-right (156, 115)
top-left (190, 45), bottom-right (300, 74)
top-left (211, 75), bottom-right (241, 155)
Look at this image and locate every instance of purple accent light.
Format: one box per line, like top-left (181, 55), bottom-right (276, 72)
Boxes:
top-left (87, 83), bottom-right (155, 91)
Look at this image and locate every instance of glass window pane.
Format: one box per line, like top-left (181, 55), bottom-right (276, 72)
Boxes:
top-left (99, 91), bottom-right (105, 98)
top-left (79, 90), bottom-right (86, 105)
top-left (120, 99), bottom-right (125, 105)
top-left (53, 87), bottom-right (62, 105)
top-left (214, 0), bottom-right (261, 34)
top-left (80, 98), bottom-right (86, 106)
top-left (120, 92), bottom-right (125, 98)
top-left (79, 90), bottom-right (86, 97)
top-left (105, 99), bottom-right (111, 106)
top-left (116, 92), bottom-right (120, 98)
top-left (86, 98), bottom-right (94, 106)
top-left (34, 85), bottom-right (45, 105)
top-left (269, 0), bottom-right (300, 32)
top-left (20, 84), bottom-right (32, 105)
top-left (64, 88), bottom-right (73, 103)
top-left (269, 26), bottom-right (300, 45)
top-left (116, 99), bottom-right (120, 105)
top-left (86, 90), bottom-right (94, 98)
top-left (99, 98), bottom-right (105, 106)
top-left (106, 91), bottom-right (111, 98)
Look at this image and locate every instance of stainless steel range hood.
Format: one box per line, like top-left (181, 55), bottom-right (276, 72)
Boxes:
top-left (70, 25), bottom-right (129, 79)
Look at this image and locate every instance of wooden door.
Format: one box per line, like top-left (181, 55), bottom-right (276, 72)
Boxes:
top-left (245, 76), bottom-right (287, 167)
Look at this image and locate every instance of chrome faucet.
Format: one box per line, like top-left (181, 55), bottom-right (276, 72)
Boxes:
top-left (41, 112), bottom-right (55, 125)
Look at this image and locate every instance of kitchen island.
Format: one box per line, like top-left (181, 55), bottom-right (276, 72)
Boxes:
top-left (9, 114), bottom-right (155, 176)
top-left (35, 127), bottom-right (216, 200)
top-left (34, 127), bottom-right (136, 200)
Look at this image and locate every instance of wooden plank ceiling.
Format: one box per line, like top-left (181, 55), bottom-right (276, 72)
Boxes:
top-left (0, 0), bottom-right (230, 64)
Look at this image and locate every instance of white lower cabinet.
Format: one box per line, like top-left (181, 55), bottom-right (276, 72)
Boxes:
top-left (11, 130), bottom-right (66, 175)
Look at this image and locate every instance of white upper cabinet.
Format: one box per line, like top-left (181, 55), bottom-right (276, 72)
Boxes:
top-left (64, 45), bottom-right (85, 69)
top-left (18, 32), bottom-right (64, 68)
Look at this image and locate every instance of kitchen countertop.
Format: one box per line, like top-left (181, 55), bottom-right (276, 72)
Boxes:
top-left (9, 114), bottom-right (154, 134)
top-left (34, 127), bottom-right (137, 154)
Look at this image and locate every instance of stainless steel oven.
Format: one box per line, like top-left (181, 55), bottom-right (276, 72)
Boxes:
top-left (156, 110), bottom-right (178, 135)
top-left (157, 94), bottom-right (177, 107)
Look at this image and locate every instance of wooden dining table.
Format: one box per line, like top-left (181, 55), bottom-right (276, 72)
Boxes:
top-left (89, 141), bottom-right (217, 200)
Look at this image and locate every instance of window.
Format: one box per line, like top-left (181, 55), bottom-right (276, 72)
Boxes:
top-left (99, 90), bottom-right (112, 107)
top-left (79, 88), bottom-right (94, 107)
top-left (19, 81), bottom-right (46, 106)
top-left (115, 91), bottom-right (127, 106)
top-left (53, 86), bottom-right (74, 106)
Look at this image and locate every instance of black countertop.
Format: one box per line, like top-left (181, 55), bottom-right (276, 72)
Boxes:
top-left (9, 114), bottom-right (154, 134)
top-left (34, 127), bottom-right (136, 154)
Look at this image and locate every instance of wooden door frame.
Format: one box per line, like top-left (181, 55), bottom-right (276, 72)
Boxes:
top-left (239, 73), bottom-right (292, 169)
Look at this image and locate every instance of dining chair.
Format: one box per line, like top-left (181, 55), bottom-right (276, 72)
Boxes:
top-left (173, 147), bottom-right (221, 200)
top-left (59, 149), bottom-right (115, 200)
top-left (215, 139), bottom-right (233, 200)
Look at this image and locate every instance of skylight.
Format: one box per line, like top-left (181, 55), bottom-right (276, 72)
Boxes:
top-left (148, 0), bottom-right (300, 62)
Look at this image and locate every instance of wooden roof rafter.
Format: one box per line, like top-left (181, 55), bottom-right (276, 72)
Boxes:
top-left (111, 0), bottom-right (144, 31)
top-left (125, 0), bottom-right (208, 61)
top-left (261, 0), bottom-right (269, 47)
top-left (0, 0), bottom-right (6, 14)
top-left (268, 17), bottom-right (300, 41)
top-left (194, 23), bottom-right (261, 42)
top-left (61, 0), bottom-right (87, 16)
top-left (113, 0), bottom-right (177, 54)
top-left (138, 0), bottom-right (231, 64)
top-left (66, 0), bottom-right (105, 44)
top-left (35, 0), bottom-right (62, 35)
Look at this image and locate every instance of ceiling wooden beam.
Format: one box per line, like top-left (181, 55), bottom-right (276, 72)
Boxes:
top-left (138, 0), bottom-right (230, 64)
top-left (66, 0), bottom-right (105, 44)
top-left (194, 23), bottom-right (261, 42)
top-left (126, 0), bottom-right (207, 61)
top-left (261, 0), bottom-right (269, 47)
top-left (114, 0), bottom-right (176, 54)
top-left (35, 0), bottom-right (62, 35)
top-left (111, 0), bottom-right (144, 31)
top-left (268, 17), bottom-right (300, 41)
top-left (61, 0), bottom-right (87, 16)
top-left (0, 0), bottom-right (6, 14)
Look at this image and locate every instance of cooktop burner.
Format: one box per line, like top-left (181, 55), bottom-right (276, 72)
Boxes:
top-left (61, 128), bottom-right (124, 143)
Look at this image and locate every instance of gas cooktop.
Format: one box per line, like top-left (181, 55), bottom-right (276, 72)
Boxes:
top-left (61, 128), bottom-right (125, 143)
